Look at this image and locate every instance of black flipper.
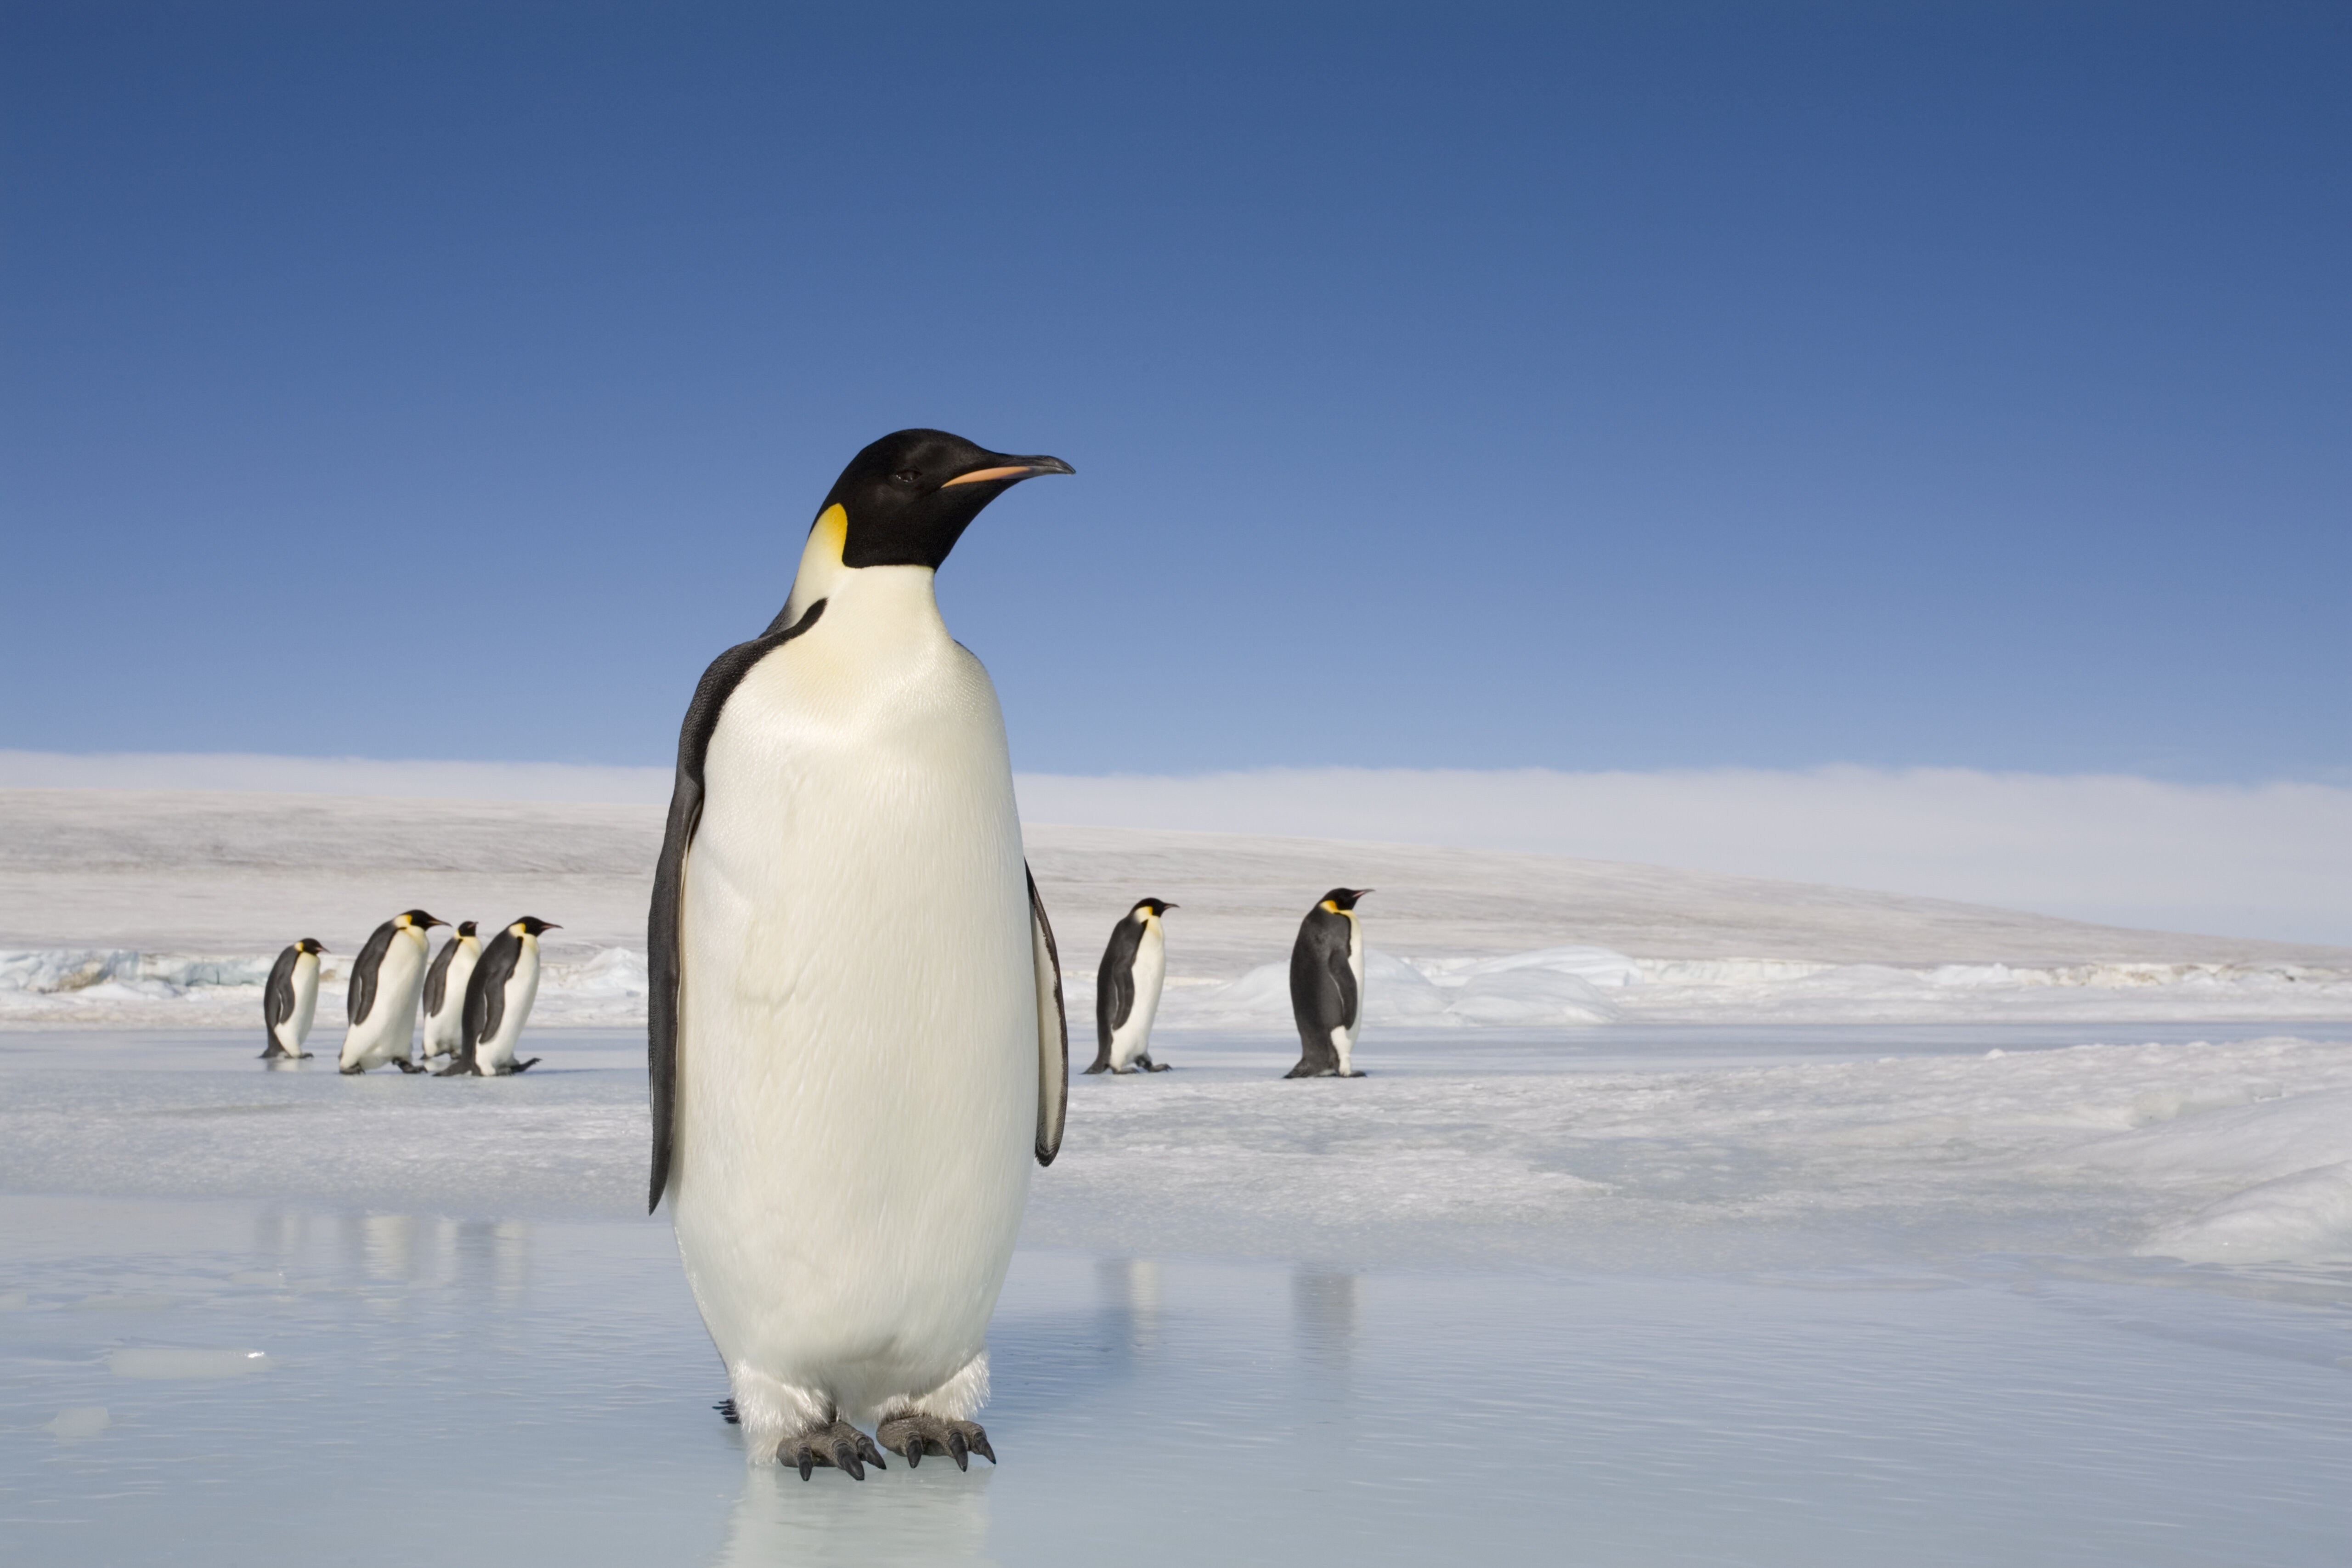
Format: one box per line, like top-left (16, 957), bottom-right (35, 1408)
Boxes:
top-left (422, 932), bottom-right (462, 1023)
top-left (1030, 865), bottom-right (1068, 1165)
top-left (346, 919), bottom-right (396, 1030)
top-left (260, 943), bottom-right (299, 1059)
top-left (647, 599), bottom-right (829, 1214)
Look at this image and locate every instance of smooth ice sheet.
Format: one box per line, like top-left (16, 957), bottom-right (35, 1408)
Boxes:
top-left (1, 1195), bottom-right (2346, 1567)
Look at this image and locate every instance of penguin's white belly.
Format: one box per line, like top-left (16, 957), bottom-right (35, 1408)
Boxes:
top-left (1108, 925), bottom-right (1165, 1070)
top-left (476, 956), bottom-right (540, 1071)
top-left (423, 948), bottom-right (476, 1054)
top-left (1332, 918), bottom-right (1365, 1074)
top-left (277, 957), bottom-right (319, 1053)
top-left (672, 587), bottom-right (1032, 1438)
top-left (342, 935), bottom-right (427, 1068)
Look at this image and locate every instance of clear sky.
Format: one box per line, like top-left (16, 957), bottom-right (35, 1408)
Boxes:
top-left (3, 1), bottom-right (2344, 781)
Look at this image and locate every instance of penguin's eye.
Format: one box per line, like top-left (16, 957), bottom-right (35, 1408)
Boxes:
top-left (891, 469), bottom-right (921, 486)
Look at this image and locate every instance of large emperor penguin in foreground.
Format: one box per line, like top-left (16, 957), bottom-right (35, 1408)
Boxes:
top-left (1286, 889), bottom-right (1371, 1078)
top-left (650, 430), bottom-right (1073, 1478)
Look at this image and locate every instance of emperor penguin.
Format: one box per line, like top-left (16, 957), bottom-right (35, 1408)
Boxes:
top-left (649, 429), bottom-right (1074, 1478)
top-left (260, 938), bottom-right (327, 1060)
top-left (337, 909), bottom-right (446, 1074)
top-left (420, 921), bottom-right (480, 1061)
top-left (1285, 889), bottom-right (1372, 1079)
top-left (439, 916), bottom-right (556, 1076)
top-left (1087, 899), bottom-right (1176, 1075)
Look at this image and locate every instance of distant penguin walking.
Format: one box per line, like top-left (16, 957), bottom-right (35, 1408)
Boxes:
top-left (1088, 899), bottom-right (1176, 1075)
top-left (440, 917), bottom-right (556, 1076)
top-left (337, 910), bottom-right (445, 1074)
top-left (1285, 889), bottom-right (1372, 1079)
top-left (260, 938), bottom-right (327, 1059)
top-left (420, 921), bottom-right (480, 1061)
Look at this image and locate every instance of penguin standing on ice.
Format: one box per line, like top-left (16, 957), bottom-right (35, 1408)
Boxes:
top-left (650, 430), bottom-right (1073, 1478)
top-left (260, 938), bottom-right (327, 1059)
top-left (419, 921), bottom-right (480, 1062)
top-left (1285, 889), bottom-right (1372, 1079)
top-left (439, 916), bottom-right (556, 1076)
top-left (1087, 899), bottom-right (1176, 1075)
top-left (337, 910), bottom-right (445, 1074)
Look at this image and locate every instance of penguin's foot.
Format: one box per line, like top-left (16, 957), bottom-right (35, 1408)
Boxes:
top-left (338, 1063), bottom-right (364, 1076)
top-left (780, 1421), bottom-right (886, 1481)
top-left (507, 1057), bottom-right (540, 1074)
top-left (432, 1059), bottom-right (479, 1077)
top-left (877, 1413), bottom-right (995, 1472)
top-left (715, 1398), bottom-right (739, 1425)
top-left (390, 1059), bottom-right (428, 1075)
top-left (1139, 1055), bottom-right (1171, 1073)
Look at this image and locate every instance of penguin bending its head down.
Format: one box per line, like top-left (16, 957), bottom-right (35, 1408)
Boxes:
top-left (1286, 889), bottom-right (1372, 1079)
top-left (420, 921), bottom-right (480, 1060)
top-left (338, 910), bottom-right (446, 1074)
top-left (1088, 899), bottom-right (1176, 1075)
top-left (260, 938), bottom-right (327, 1060)
top-left (439, 916), bottom-right (556, 1076)
top-left (649, 429), bottom-right (1074, 1477)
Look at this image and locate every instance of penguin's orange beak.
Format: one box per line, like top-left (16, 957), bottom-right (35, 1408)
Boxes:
top-left (940, 455), bottom-right (1076, 488)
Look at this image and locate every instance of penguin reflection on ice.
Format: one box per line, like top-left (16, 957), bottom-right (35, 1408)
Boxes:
top-left (1287, 889), bottom-right (1371, 1079)
top-left (1088, 899), bottom-right (1175, 1075)
top-left (649, 430), bottom-right (1074, 1477)
top-left (260, 938), bottom-right (326, 1059)
top-left (338, 910), bottom-right (445, 1074)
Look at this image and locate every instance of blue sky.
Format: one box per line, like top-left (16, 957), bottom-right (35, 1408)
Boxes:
top-left (3, 1), bottom-right (2345, 780)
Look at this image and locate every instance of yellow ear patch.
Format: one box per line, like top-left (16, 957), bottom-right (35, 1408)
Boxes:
top-left (1320, 900), bottom-right (1339, 913)
top-left (813, 503), bottom-right (848, 565)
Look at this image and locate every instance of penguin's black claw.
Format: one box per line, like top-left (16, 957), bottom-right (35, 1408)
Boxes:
top-left (780, 1421), bottom-right (884, 1481)
top-left (1082, 1061), bottom-right (1110, 1075)
top-left (715, 1398), bottom-right (739, 1425)
top-left (391, 1059), bottom-right (427, 1075)
top-left (510, 1057), bottom-right (540, 1074)
top-left (1142, 1057), bottom-right (1171, 1072)
top-left (878, 1413), bottom-right (994, 1472)
top-left (432, 1060), bottom-right (474, 1077)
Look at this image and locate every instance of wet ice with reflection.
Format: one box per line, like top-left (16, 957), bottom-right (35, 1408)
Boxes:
top-left (1, 1025), bottom-right (2348, 1565)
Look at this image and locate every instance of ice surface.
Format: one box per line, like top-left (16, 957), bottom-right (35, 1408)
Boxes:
top-left (3, 1028), bottom-right (2351, 1563)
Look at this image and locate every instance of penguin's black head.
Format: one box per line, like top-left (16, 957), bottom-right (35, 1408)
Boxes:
top-left (1132, 898), bottom-right (1177, 918)
top-left (455, 921), bottom-right (478, 938)
top-left (819, 429), bottom-right (1074, 570)
top-left (396, 910), bottom-right (447, 931)
top-left (510, 916), bottom-right (560, 937)
top-left (1318, 888), bottom-right (1372, 912)
top-left (296, 937), bottom-right (327, 956)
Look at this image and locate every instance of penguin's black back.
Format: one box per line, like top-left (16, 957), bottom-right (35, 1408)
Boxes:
top-left (347, 919), bottom-right (397, 1027)
top-left (261, 942), bottom-right (300, 1053)
top-left (1286, 906), bottom-right (1359, 1075)
top-left (1091, 911), bottom-right (1148, 1070)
